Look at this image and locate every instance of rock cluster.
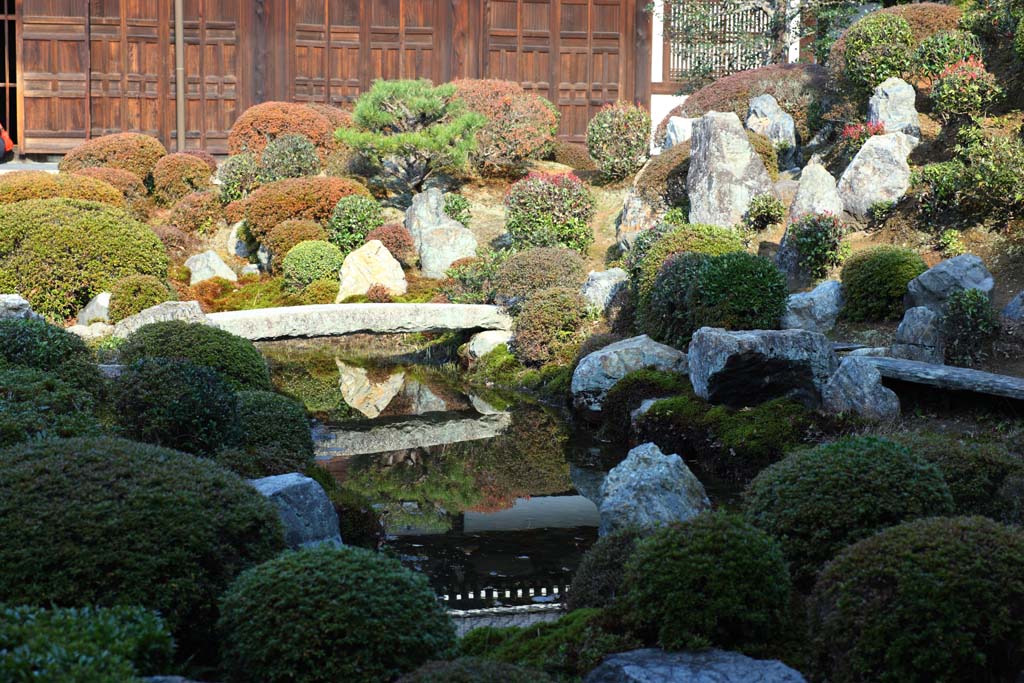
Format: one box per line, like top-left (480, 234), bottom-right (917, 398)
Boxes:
top-left (571, 335), bottom-right (689, 414)
top-left (405, 188), bottom-right (477, 278)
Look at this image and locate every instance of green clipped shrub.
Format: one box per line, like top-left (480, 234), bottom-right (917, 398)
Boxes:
top-left (742, 193), bottom-right (786, 232)
top-left (504, 172), bottom-right (596, 252)
top-left (0, 198), bottom-right (169, 320)
top-left (265, 219), bottom-right (328, 265)
top-left (912, 160), bottom-right (964, 221)
top-left (0, 318), bottom-right (102, 395)
top-left (492, 247), bottom-right (587, 304)
top-left (744, 436), bottom-right (955, 585)
top-left (952, 129), bottom-right (1024, 224)
top-left (586, 101), bottom-right (651, 181)
top-left (0, 604), bottom-right (175, 683)
top-left (621, 512), bottom-right (791, 652)
top-left (843, 13), bottom-right (915, 93)
top-left (398, 658), bottom-right (553, 683)
top-left (119, 320), bottom-right (271, 391)
top-left (601, 368), bottom-right (689, 443)
top-left (625, 221), bottom-right (744, 302)
top-left (944, 287), bottom-right (998, 367)
top-left (327, 194), bottom-right (384, 255)
top-left (442, 254), bottom-right (506, 304)
top-left (566, 528), bottom-right (643, 611)
top-left (218, 390), bottom-right (314, 478)
top-left (282, 240), bottom-right (345, 291)
top-left (218, 152), bottom-right (262, 202)
top-left (444, 191), bottom-right (472, 225)
top-left (512, 286), bottom-right (588, 366)
top-left (638, 252), bottom-right (710, 348)
top-left (810, 516), bottom-right (1024, 683)
top-left (218, 545), bottom-right (456, 683)
top-left (687, 252), bottom-right (788, 332)
top-left (746, 131), bottom-right (780, 181)
top-left (107, 274), bottom-right (175, 323)
top-left (0, 366), bottom-right (102, 447)
top-left (259, 133), bottom-right (321, 182)
top-left (841, 246), bottom-right (927, 321)
top-left (152, 152), bottom-right (214, 205)
top-left (113, 357), bottom-right (242, 456)
top-left (913, 29), bottom-right (982, 78)
top-left (0, 436), bottom-right (284, 657)
top-left (787, 212), bottom-right (849, 281)
top-left (938, 228), bottom-right (965, 257)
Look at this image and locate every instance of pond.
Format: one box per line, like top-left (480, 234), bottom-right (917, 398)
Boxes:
top-left (260, 337), bottom-right (610, 610)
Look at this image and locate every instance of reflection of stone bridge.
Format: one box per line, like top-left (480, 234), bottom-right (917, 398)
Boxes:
top-left (313, 411), bottom-right (512, 458)
top-left (207, 303), bottom-right (513, 341)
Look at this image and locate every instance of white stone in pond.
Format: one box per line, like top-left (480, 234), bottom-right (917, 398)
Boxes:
top-left (781, 280), bottom-right (845, 333)
top-left (0, 294), bottom-right (42, 322)
top-left (185, 250), bottom-right (238, 286)
top-left (571, 335), bottom-right (689, 414)
top-left (838, 132), bottom-right (915, 220)
top-left (466, 330), bottom-right (513, 361)
top-left (867, 77), bottom-right (921, 139)
top-left (664, 116), bottom-right (697, 150)
top-left (788, 162), bottom-right (843, 223)
top-left (904, 254), bottom-right (994, 313)
top-left (822, 356), bottom-right (900, 421)
top-left (336, 240), bottom-right (408, 301)
top-left (77, 292), bottom-right (111, 325)
top-left (337, 359), bottom-right (405, 419)
top-left (249, 473), bottom-right (343, 549)
top-left (746, 94), bottom-right (797, 167)
top-left (581, 268), bottom-right (628, 314)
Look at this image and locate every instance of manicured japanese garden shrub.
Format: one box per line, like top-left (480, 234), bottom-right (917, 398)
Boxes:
top-left (625, 221), bottom-right (744, 302)
top-left (441, 253), bottom-right (506, 304)
top-left (106, 275), bottom-right (174, 324)
top-left (114, 357), bottom-right (243, 455)
top-left (911, 160), bottom-right (964, 221)
top-left (951, 129), bottom-right (1024, 224)
top-left (258, 133), bottom-right (321, 183)
top-left (301, 278), bottom-right (341, 304)
top-left (492, 247), bottom-right (587, 304)
top-left (305, 102), bottom-right (353, 133)
top-left (638, 252), bottom-right (710, 348)
top-left (282, 240), bottom-right (345, 291)
top-left (0, 198), bottom-right (168, 320)
top-left (336, 79), bottom-right (485, 192)
top-left (444, 191), bottom-right (472, 225)
top-left (742, 193), bottom-right (786, 232)
top-left (151, 224), bottom-right (203, 266)
top-left (0, 604), bottom-right (175, 683)
top-left (512, 286), bottom-right (588, 366)
top-left (218, 545), bottom-right (456, 683)
top-left (744, 436), bottom-right (955, 585)
top-left (327, 193), bottom-right (384, 254)
top-left (228, 101), bottom-right (335, 158)
top-left (943, 287), bottom-right (999, 366)
top-left (787, 212), bottom-right (849, 281)
top-left (0, 170), bottom-right (124, 207)
top-left (265, 219), bottom-right (328, 262)
top-left (566, 528), bottom-right (643, 611)
top-left (0, 366), bottom-right (102, 447)
top-left (504, 172), bottom-right (596, 252)
top-left (152, 152), bottom-right (214, 205)
top-left (841, 13), bottom-right (915, 93)
top-left (913, 29), bottom-right (983, 78)
top-left (600, 368), bottom-right (690, 443)
top-left (185, 149), bottom-right (219, 172)
top-left (217, 152), bottom-right (262, 203)
top-left (0, 436), bottom-right (284, 656)
top-left (398, 658), bottom-right (554, 683)
top-left (552, 140), bottom-right (596, 170)
top-left (0, 317), bottom-right (91, 372)
top-left (840, 246), bottom-right (927, 321)
top-left (72, 166), bottom-right (148, 203)
top-left (586, 101), bottom-right (651, 181)
top-left (120, 320), bottom-right (271, 391)
top-left (621, 512), bottom-right (790, 652)
top-left (168, 190), bottom-right (224, 234)
top-left (931, 56), bottom-right (1003, 120)
top-left (239, 176), bottom-right (370, 244)
top-left (236, 389), bottom-right (314, 465)
top-left (58, 132), bottom-right (168, 183)
top-left (687, 252), bottom-right (788, 333)
top-left (633, 141), bottom-right (691, 209)
top-left (809, 516), bottom-right (1024, 683)
top-left (366, 223), bottom-right (417, 266)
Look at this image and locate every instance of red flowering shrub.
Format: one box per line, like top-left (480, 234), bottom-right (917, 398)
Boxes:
top-left (838, 121), bottom-right (886, 156)
top-left (228, 102), bottom-right (335, 158)
top-left (184, 150), bottom-right (219, 173)
top-left (366, 223), bottom-right (417, 266)
top-left (931, 56), bottom-right (1003, 120)
top-left (168, 191), bottom-right (224, 234)
top-left (237, 176), bottom-right (370, 244)
top-left (72, 167), bottom-right (147, 203)
top-left (58, 133), bottom-right (168, 183)
top-left (505, 172), bottom-right (595, 252)
top-left (152, 153), bottom-right (214, 205)
top-left (0, 171), bottom-right (124, 208)
top-left (587, 102), bottom-right (651, 180)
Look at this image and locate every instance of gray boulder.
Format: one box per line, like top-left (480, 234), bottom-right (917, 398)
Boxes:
top-left (746, 94), bottom-right (797, 167)
top-left (1004, 291), bottom-right (1024, 321)
top-left (249, 473), bottom-right (343, 549)
top-left (775, 224), bottom-right (814, 291)
top-left (571, 335), bottom-right (689, 414)
top-left (891, 306), bottom-right (945, 364)
top-left (598, 443), bottom-right (710, 537)
top-left (185, 250), bottom-right (238, 286)
top-left (687, 112), bottom-right (775, 228)
top-left (406, 187), bottom-right (462, 250)
top-left (781, 280), bottom-right (845, 333)
top-left (419, 224), bottom-right (478, 279)
top-left (904, 254), bottom-right (994, 313)
top-left (688, 327), bottom-right (838, 408)
top-left (788, 162), bottom-right (843, 222)
top-left (664, 116), bottom-right (697, 150)
top-left (68, 322), bottom-right (115, 342)
top-left (868, 77), bottom-right (921, 139)
top-left (581, 268), bottom-right (628, 314)
top-left (617, 186), bottom-right (664, 249)
top-left (112, 301), bottom-right (207, 338)
top-left (838, 132), bottom-right (915, 220)
top-left (822, 356), bottom-right (900, 420)
top-left (465, 330), bottom-right (513, 361)
top-left (585, 649), bottom-right (807, 683)
top-left (257, 245), bottom-right (271, 273)
top-left (0, 294), bottom-right (41, 322)
top-left (77, 292), bottom-right (111, 325)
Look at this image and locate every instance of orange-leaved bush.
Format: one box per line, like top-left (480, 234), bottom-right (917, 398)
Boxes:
top-left (237, 176), bottom-right (370, 244)
top-left (228, 102), bottom-right (336, 158)
top-left (58, 133), bottom-right (168, 182)
top-left (152, 153), bottom-right (215, 205)
top-left (0, 171), bottom-right (125, 208)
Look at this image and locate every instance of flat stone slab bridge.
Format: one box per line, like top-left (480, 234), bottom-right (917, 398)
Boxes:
top-left (207, 303), bottom-right (513, 341)
top-left (862, 356), bottom-right (1024, 401)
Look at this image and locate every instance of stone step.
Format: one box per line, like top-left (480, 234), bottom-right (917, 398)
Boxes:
top-left (862, 357), bottom-right (1024, 401)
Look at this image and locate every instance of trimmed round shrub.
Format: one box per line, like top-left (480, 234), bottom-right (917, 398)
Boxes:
top-left (228, 101), bottom-right (335, 158)
top-left (239, 176), bottom-right (370, 244)
top-left (236, 390), bottom-right (313, 465)
top-left (168, 190), bottom-right (224, 234)
top-left (366, 223), bottom-right (417, 266)
top-left (152, 152), bottom-right (214, 205)
top-left (259, 133), bottom-right (321, 182)
top-left (301, 278), bottom-right (341, 304)
top-left (831, 3), bottom-right (963, 71)
top-left (72, 166), bottom-right (148, 203)
top-left (841, 245), bottom-right (927, 321)
top-left (913, 28), bottom-right (982, 78)
top-left (512, 286), bottom-right (588, 366)
top-left (931, 56), bottom-right (1003, 120)
top-left (567, 528), bottom-right (643, 611)
top-left (0, 436), bottom-right (284, 655)
top-left (586, 101), bottom-right (651, 181)
top-left (687, 252), bottom-right (788, 332)
top-left (0, 170), bottom-right (124, 207)
top-left (787, 212), bottom-right (849, 281)
top-left (119, 319), bottom-right (271, 391)
top-left (185, 149), bottom-right (218, 172)
top-left (58, 132), bottom-right (168, 182)
top-left (492, 247), bottom-right (587, 304)
top-left (639, 251), bottom-right (711, 348)
top-left (626, 221), bottom-right (744, 302)
top-left (108, 274), bottom-right (175, 323)
top-left (0, 198), bottom-right (168, 320)
top-left (0, 317), bottom-right (92, 372)
top-left (621, 512), bottom-right (791, 652)
top-left (742, 193), bottom-right (786, 232)
top-left (218, 545), bottom-right (456, 683)
top-left (944, 287), bottom-right (999, 367)
top-left (217, 152), bottom-right (262, 203)
top-left (282, 240), bottom-right (345, 291)
top-left (552, 140), bottom-right (597, 170)
top-left (327, 194), bottom-right (384, 255)
top-left (399, 658), bottom-right (553, 683)
top-left (113, 357), bottom-right (243, 455)
top-left (744, 436), bottom-right (955, 585)
top-left (505, 172), bottom-right (595, 252)
top-left (841, 13), bottom-right (915, 93)
top-left (265, 219), bottom-right (328, 262)
top-left (601, 368), bottom-right (690, 443)
top-left (305, 102), bottom-right (354, 132)
top-left (152, 223), bottom-right (203, 265)
top-left (810, 516), bottom-right (1024, 683)
top-left (0, 366), bottom-right (102, 447)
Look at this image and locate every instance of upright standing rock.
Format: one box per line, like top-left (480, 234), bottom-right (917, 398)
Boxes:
top-left (185, 250), bottom-right (238, 286)
top-left (617, 185), bottom-right (664, 249)
top-left (746, 94), bottom-right (798, 167)
top-left (788, 162), bottom-right (843, 222)
top-left (77, 293), bottom-right (111, 325)
top-left (781, 280), bottom-right (845, 333)
top-left (867, 77), bottom-right (921, 139)
top-left (822, 356), bottom-right (900, 420)
top-left (581, 268), bottom-right (628, 314)
top-left (891, 306), bottom-right (946, 364)
top-left (0, 294), bottom-right (42, 322)
top-left (664, 116), bottom-right (697, 150)
top-left (1004, 292), bottom-right (1024, 321)
top-left (904, 254), bottom-right (994, 312)
top-left (405, 188), bottom-right (477, 279)
top-left (249, 473), bottom-right (343, 549)
top-left (336, 240), bottom-right (407, 301)
top-left (687, 112), bottom-right (775, 228)
top-left (838, 132), bottom-right (915, 220)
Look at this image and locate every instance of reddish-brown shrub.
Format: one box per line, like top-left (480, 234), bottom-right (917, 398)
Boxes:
top-left (366, 284), bottom-right (393, 303)
top-left (228, 102), bottom-right (335, 158)
top-left (238, 176), bottom-right (370, 244)
top-left (467, 92), bottom-right (560, 177)
top-left (452, 79), bottom-right (525, 104)
top-left (151, 224), bottom-right (203, 265)
top-left (552, 141), bottom-right (597, 170)
top-left (635, 141), bottom-right (692, 208)
top-left (225, 200), bottom-right (246, 225)
top-left (168, 191), bottom-right (225, 234)
top-left (0, 171), bottom-right (125, 207)
top-left (265, 219), bottom-right (328, 262)
top-left (365, 223), bottom-right (417, 266)
top-left (72, 167), bottom-right (147, 202)
top-left (152, 153), bottom-right (215, 205)
top-left (304, 103), bottom-right (354, 132)
top-left (58, 133), bottom-right (168, 182)
top-left (184, 150), bottom-right (219, 173)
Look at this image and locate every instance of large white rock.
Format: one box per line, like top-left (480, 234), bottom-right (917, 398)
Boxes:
top-left (76, 292), bottom-right (111, 325)
top-left (249, 473), bottom-right (343, 549)
top-left (465, 330), bottom-right (513, 361)
top-left (904, 254), bottom-right (994, 313)
top-left (585, 649), bottom-right (807, 683)
top-left (822, 356), bottom-right (900, 420)
top-left (0, 294), bottom-right (42, 322)
top-left (598, 443), bottom-right (711, 537)
top-left (406, 188), bottom-right (454, 249)
top-left (112, 301), bottom-right (207, 338)
top-left (788, 162), bottom-right (843, 222)
top-left (867, 77), bottom-right (921, 139)
top-left (664, 116), bottom-right (697, 150)
top-left (336, 240), bottom-right (408, 301)
top-left (781, 280), bottom-right (845, 333)
top-left (185, 250), bottom-right (238, 286)
top-left (571, 335), bottom-right (689, 414)
top-left (687, 112), bottom-right (775, 228)
top-left (419, 224), bottom-right (477, 279)
top-left (746, 94), bottom-right (797, 167)
top-left (838, 132), bottom-right (915, 220)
